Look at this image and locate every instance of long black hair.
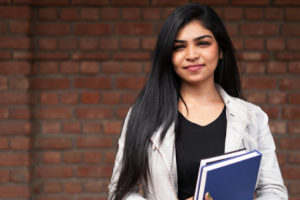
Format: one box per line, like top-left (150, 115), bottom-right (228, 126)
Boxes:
top-left (110, 3), bottom-right (243, 200)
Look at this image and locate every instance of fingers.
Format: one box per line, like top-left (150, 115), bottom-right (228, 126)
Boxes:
top-left (205, 192), bottom-right (213, 200)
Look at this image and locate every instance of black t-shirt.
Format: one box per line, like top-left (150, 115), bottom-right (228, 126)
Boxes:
top-left (176, 105), bottom-right (227, 200)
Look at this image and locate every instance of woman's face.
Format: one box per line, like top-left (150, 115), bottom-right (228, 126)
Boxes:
top-left (172, 20), bottom-right (222, 85)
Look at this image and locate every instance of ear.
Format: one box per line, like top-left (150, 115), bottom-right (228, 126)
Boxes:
top-left (220, 51), bottom-right (223, 59)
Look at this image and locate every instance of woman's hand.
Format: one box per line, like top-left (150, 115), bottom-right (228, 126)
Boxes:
top-left (185, 192), bottom-right (213, 200)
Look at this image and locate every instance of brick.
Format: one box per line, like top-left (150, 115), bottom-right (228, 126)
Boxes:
top-left (0, 52), bottom-right (10, 59)
top-left (64, 151), bottom-right (82, 163)
top-left (35, 23), bottom-right (70, 35)
top-left (122, 91), bottom-right (139, 104)
top-left (269, 121), bottom-right (286, 134)
top-left (0, 0), bottom-right (10, 4)
top-left (289, 122), bottom-right (300, 134)
top-left (60, 61), bottom-right (79, 74)
top-left (43, 152), bottom-right (61, 163)
top-left (37, 197), bottom-right (73, 200)
top-left (0, 6), bottom-right (31, 19)
top-left (266, 38), bottom-right (285, 50)
top-left (10, 108), bottom-right (31, 119)
top-left (0, 36), bottom-right (31, 49)
top-left (78, 197), bottom-right (106, 200)
top-left (245, 8), bottom-right (263, 20)
top-left (39, 8), bottom-right (57, 20)
top-left (112, 0), bottom-right (148, 6)
top-left (65, 181), bottom-right (82, 193)
top-left (282, 107), bottom-right (300, 119)
top-left (35, 52), bottom-right (69, 60)
top-left (76, 137), bottom-right (113, 148)
top-left (105, 151), bottom-right (116, 164)
top-left (84, 181), bottom-right (103, 192)
top-left (265, 8), bottom-right (283, 20)
top-left (0, 170), bottom-right (9, 182)
top-left (31, 78), bottom-right (69, 90)
top-left (39, 38), bottom-right (57, 50)
top-left (162, 7), bottom-right (176, 19)
top-left (9, 21), bottom-right (30, 34)
top-left (76, 166), bottom-right (112, 178)
top-left (246, 92), bottom-right (266, 104)
top-left (60, 8), bottom-right (78, 20)
top-left (0, 122), bottom-right (31, 134)
top-left (11, 170), bottom-right (31, 182)
top-left (142, 37), bottom-right (156, 50)
top-left (81, 61), bottom-right (99, 74)
top-left (103, 121), bottom-right (122, 134)
top-left (10, 137), bottom-right (32, 150)
top-left (276, 152), bottom-right (286, 165)
top-left (35, 0), bottom-right (68, 6)
top-left (113, 52), bottom-right (150, 60)
top-left (102, 61), bottom-right (120, 73)
top-left (36, 138), bottom-right (72, 149)
top-left (280, 78), bottom-right (300, 90)
top-left (281, 138), bottom-right (300, 149)
top-left (0, 93), bottom-right (32, 105)
top-left (242, 77), bottom-right (276, 89)
top-left (224, 8), bottom-right (243, 20)
top-left (0, 186), bottom-right (30, 198)
top-left (116, 76), bottom-right (146, 89)
top-left (273, 0), bottom-right (300, 5)
top-left (35, 108), bottom-right (72, 119)
top-left (143, 8), bottom-right (161, 20)
top-left (240, 23), bottom-right (278, 36)
top-left (0, 138), bottom-right (8, 149)
top-left (0, 76), bottom-right (7, 90)
top-left (79, 38), bottom-right (98, 50)
top-left (289, 93), bottom-right (300, 104)
top-left (102, 92), bottom-right (121, 104)
top-left (76, 108), bottom-right (113, 119)
top-left (261, 107), bottom-right (279, 119)
top-left (60, 92), bottom-right (78, 104)
top-left (290, 183), bottom-right (300, 194)
top-left (122, 8), bottom-right (140, 20)
top-left (62, 122), bottom-right (80, 133)
top-left (84, 151), bottom-right (102, 163)
top-left (99, 38), bottom-right (118, 50)
top-left (0, 108), bottom-right (8, 119)
top-left (72, 0), bottom-right (108, 5)
top-left (267, 61), bottom-right (286, 74)
top-left (13, 51), bottom-right (32, 60)
top-left (275, 53), bottom-right (300, 60)
top-left (82, 92), bottom-right (100, 104)
top-left (282, 24), bottom-right (300, 36)
top-left (0, 153), bottom-right (31, 166)
top-left (59, 38), bottom-right (77, 50)
top-left (72, 52), bottom-right (109, 60)
top-left (9, 77), bottom-right (29, 90)
top-left (289, 152), bottom-right (300, 163)
top-left (286, 8), bottom-right (300, 21)
top-left (121, 38), bottom-right (140, 50)
top-left (117, 106), bottom-right (130, 118)
top-left (232, 0), bottom-right (269, 5)
top-left (74, 77), bottom-right (111, 89)
top-left (81, 8), bottom-right (99, 20)
top-left (40, 62), bottom-right (58, 74)
top-left (101, 7), bottom-right (119, 20)
top-left (36, 166), bottom-right (73, 178)
top-left (74, 23), bottom-right (110, 35)
top-left (123, 61), bottom-right (142, 73)
top-left (238, 52), bottom-right (270, 60)
top-left (42, 122), bottom-right (60, 133)
top-left (115, 23), bottom-right (153, 35)
top-left (43, 182), bottom-right (62, 193)
top-left (151, 0), bottom-right (188, 5)
top-left (245, 62), bottom-right (265, 74)
top-left (269, 92), bottom-right (286, 104)
top-left (287, 39), bottom-right (300, 50)
top-left (191, 0), bottom-right (229, 5)
top-left (83, 123), bottom-right (101, 134)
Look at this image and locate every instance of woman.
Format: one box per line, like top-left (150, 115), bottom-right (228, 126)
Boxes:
top-left (107, 3), bottom-right (288, 200)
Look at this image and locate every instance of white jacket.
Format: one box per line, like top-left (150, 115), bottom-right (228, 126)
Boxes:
top-left (108, 84), bottom-right (288, 200)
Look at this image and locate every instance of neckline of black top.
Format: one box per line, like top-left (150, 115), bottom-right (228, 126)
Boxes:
top-left (178, 104), bottom-right (226, 130)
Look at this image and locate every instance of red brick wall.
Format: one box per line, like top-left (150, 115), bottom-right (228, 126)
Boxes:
top-left (0, 0), bottom-right (299, 199)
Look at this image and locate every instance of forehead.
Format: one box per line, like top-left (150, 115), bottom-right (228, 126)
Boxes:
top-left (175, 20), bottom-right (214, 40)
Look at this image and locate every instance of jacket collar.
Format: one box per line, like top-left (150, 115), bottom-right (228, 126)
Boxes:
top-left (150, 84), bottom-right (251, 193)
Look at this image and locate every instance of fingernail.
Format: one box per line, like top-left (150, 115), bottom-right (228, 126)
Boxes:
top-left (207, 192), bottom-right (211, 199)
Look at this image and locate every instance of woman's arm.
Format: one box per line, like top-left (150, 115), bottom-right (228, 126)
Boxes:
top-left (107, 108), bottom-right (146, 200)
top-left (255, 108), bottom-right (288, 200)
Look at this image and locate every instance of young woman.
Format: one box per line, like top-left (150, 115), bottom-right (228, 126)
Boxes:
top-left (107, 3), bottom-right (288, 200)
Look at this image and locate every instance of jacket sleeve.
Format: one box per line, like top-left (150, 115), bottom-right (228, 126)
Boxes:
top-left (255, 108), bottom-right (288, 200)
top-left (107, 108), bottom-right (146, 200)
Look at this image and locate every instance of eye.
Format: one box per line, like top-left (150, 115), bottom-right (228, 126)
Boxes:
top-left (198, 41), bottom-right (210, 46)
top-left (173, 45), bottom-right (185, 50)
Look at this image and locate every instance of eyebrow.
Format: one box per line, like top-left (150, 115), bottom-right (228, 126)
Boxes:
top-left (174, 35), bottom-right (213, 43)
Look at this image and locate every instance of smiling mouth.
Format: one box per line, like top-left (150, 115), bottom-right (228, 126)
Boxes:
top-left (183, 64), bottom-right (205, 71)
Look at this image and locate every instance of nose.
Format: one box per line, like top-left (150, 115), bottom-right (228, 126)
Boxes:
top-left (186, 45), bottom-right (199, 61)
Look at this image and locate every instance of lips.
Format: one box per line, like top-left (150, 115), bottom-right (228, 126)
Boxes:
top-left (183, 64), bottom-right (205, 72)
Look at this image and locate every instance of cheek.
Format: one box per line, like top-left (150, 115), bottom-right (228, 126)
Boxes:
top-left (172, 52), bottom-right (183, 70)
top-left (203, 44), bottom-right (220, 64)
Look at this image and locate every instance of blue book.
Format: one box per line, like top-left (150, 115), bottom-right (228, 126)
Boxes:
top-left (195, 150), bottom-right (262, 200)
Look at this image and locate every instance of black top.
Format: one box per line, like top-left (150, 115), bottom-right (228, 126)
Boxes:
top-left (176, 105), bottom-right (227, 200)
